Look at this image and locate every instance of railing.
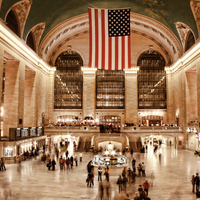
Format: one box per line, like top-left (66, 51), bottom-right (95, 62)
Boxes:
top-left (123, 126), bottom-right (180, 131)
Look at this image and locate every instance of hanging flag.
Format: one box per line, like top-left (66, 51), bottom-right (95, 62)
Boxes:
top-left (88, 8), bottom-right (131, 70)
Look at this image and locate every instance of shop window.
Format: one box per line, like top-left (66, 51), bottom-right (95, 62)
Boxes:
top-left (96, 70), bottom-right (125, 109)
top-left (137, 51), bottom-right (166, 109)
top-left (6, 10), bottom-right (20, 37)
top-left (54, 50), bottom-right (83, 109)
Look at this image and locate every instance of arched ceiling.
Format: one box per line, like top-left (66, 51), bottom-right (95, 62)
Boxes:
top-left (0, 0), bottom-right (198, 42)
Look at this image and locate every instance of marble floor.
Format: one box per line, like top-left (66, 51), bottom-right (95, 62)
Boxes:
top-left (0, 145), bottom-right (199, 200)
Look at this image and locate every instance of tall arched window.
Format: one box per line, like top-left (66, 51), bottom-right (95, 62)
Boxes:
top-left (185, 31), bottom-right (195, 52)
top-left (26, 31), bottom-right (36, 52)
top-left (6, 10), bottom-right (20, 37)
top-left (137, 51), bottom-right (166, 109)
top-left (54, 50), bottom-right (83, 109)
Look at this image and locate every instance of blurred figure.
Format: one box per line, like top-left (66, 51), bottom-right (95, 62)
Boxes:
top-left (133, 192), bottom-right (140, 200)
top-left (195, 173), bottom-right (200, 192)
top-left (105, 181), bottom-right (111, 200)
top-left (75, 156), bottom-right (78, 166)
top-left (143, 180), bottom-right (150, 196)
top-left (117, 175), bottom-right (123, 193)
top-left (52, 159), bottom-right (56, 171)
top-left (1, 158), bottom-right (6, 171)
top-left (150, 171), bottom-right (155, 187)
top-left (79, 152), bottom-right (83, 162)
top-left (98, 166), bottom-right (102, 181)
top-left (98, 181), bottom-right (104, 200)
top-left (191, 174), bottom-right (195, 193)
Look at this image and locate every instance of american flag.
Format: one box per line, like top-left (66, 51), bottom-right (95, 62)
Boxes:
top-left (88, 8), bottom-right (131, 70)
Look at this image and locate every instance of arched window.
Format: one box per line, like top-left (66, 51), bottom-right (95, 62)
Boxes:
top-left (54, 50), bottom-right (83, 109)
top-left (6, 10), bottom-right (20, 37)
top-left (185, 31), bottom-right (195, 52)
top-left (26, 31), bottom-right (36, 52)
top-left (137, 51), bottom-right (166, 109)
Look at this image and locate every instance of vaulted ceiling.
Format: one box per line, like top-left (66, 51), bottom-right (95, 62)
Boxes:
top-left (0, 0), bottom-right (198, 42)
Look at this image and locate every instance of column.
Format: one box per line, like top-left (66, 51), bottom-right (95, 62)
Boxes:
top-left (82, 67), bottom-right (96, 119)
top-left (0, 48), bottom-right (4, 136)
top-left (4, 60), bottom-right (25, 137)
top-left (165, 67), bottom-right (175, 124)
top-left (124, 67), bottom-right (139, 125)
top-left (23, 69), bottom-right (36, 127)
top-left (196, 63), bottom-right (200, 124)
top-left (46, 70), bottom-right (55, 124)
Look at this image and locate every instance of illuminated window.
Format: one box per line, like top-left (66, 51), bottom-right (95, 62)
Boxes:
top-left (54, 51), bottom-right (83, 109)
top-left (96, 70), bottom-right (124, 109)
top-left (137, 51), bottom-right (166, 109)
top-left (26, 31), bottom-right (36, 52)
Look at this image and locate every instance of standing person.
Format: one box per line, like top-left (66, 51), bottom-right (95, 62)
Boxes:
top-left (132, 158), bottom-right (136, 172)
top-left (52, 159), bottom-right (56, 171)
top-left (142, 162), bottom-right (146, 177)
top-left (117, 175), bottom-right (123, 193)
top-left (66, 157), bottom-right (70, 169)
top-left (49, 145), bottom-right (51, 153)
top-left (98, 166), bottom-right (103, 181)
top-left (47, 159), bottom-right (52, 170)
top-left (75, 156), bottom-right (78, 166)
top-left (195, 173), bottom-right (200, 192)
top-left (192, 175), bottom-right (195, 193)
top-left (143, 180), bottom-right (150, 196)
top-left (127, 168), bottom-right (132, 183)
top-left (66, 150), bottom-right (69, 158)
top-left (70, 155), bottom-right (74, 168)
top-left (130, 149), bottom-right (134, 158)
top-left (43, 145), bottom-right (45, 153)
top-left (159, 153), bottom-right (162, 164)
top-left (104, 166), bottom-right (109, 182)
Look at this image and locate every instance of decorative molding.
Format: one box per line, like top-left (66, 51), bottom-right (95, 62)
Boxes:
top-left (39, 12), bottom-right (182, 66)
top-left (39, 14), bottom-right (88, 58)
top-left (190, 0), bottom-right (200, 37)
top-left (26, 22), bottom-right (45, 53)
top-left (175, 22), bottom-right (196, 52)
top-left (6, 0), bottom-right (32, 38)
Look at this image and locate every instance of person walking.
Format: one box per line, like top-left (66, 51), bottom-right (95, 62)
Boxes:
top-left (195, 173), bottom-right (200, 192)
top-left (117, 175), bottom-right (123, 193)
top-left (127, 168), bottom-right (132, 183)
top-left (143, 180), bottom-right (150, 196)
top-left (132, 158), bottom-right (136, 172)
top-left (47, 159), bottom-right (52, 170)
top-left (99, 181), bottom-right (104, 200)
top-left (52, 159), bottom-right (56, 171)
top-left (98, 166), bottom-right (103, 181)
top-left (70, 155), bottom-right (73, 168)
top-left (192, 174), bottom-right (195, 193)
top-left (142, 162), bottom-right (146, 177)
top-left (79, 152), bottom-right (83, 162)
top-left (75, 156), bottom-right (78, 166)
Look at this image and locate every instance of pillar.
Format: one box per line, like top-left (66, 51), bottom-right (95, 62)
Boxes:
top-left (23, 69), bottom-right (36, 127)
top-left (82, 67), bottom-right (96, 119)
top-left (165, 67), bottom-right (175, 124)
top-left (4, 60), bottom-right (25, 137)
top-left (124, 67), bottom-right (139, 125)
top-left (0, 48), bottom-right (3, 136)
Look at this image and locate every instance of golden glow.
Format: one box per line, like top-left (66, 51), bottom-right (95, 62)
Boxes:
top-left (0, 22), bottom-right (55, 73)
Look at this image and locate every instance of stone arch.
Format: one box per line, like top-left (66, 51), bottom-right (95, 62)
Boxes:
top-left (5, 0), bottom-right (32, 38)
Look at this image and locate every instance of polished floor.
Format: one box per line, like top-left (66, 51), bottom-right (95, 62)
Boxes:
top-left (0, 145), bottom-right (199, 200)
